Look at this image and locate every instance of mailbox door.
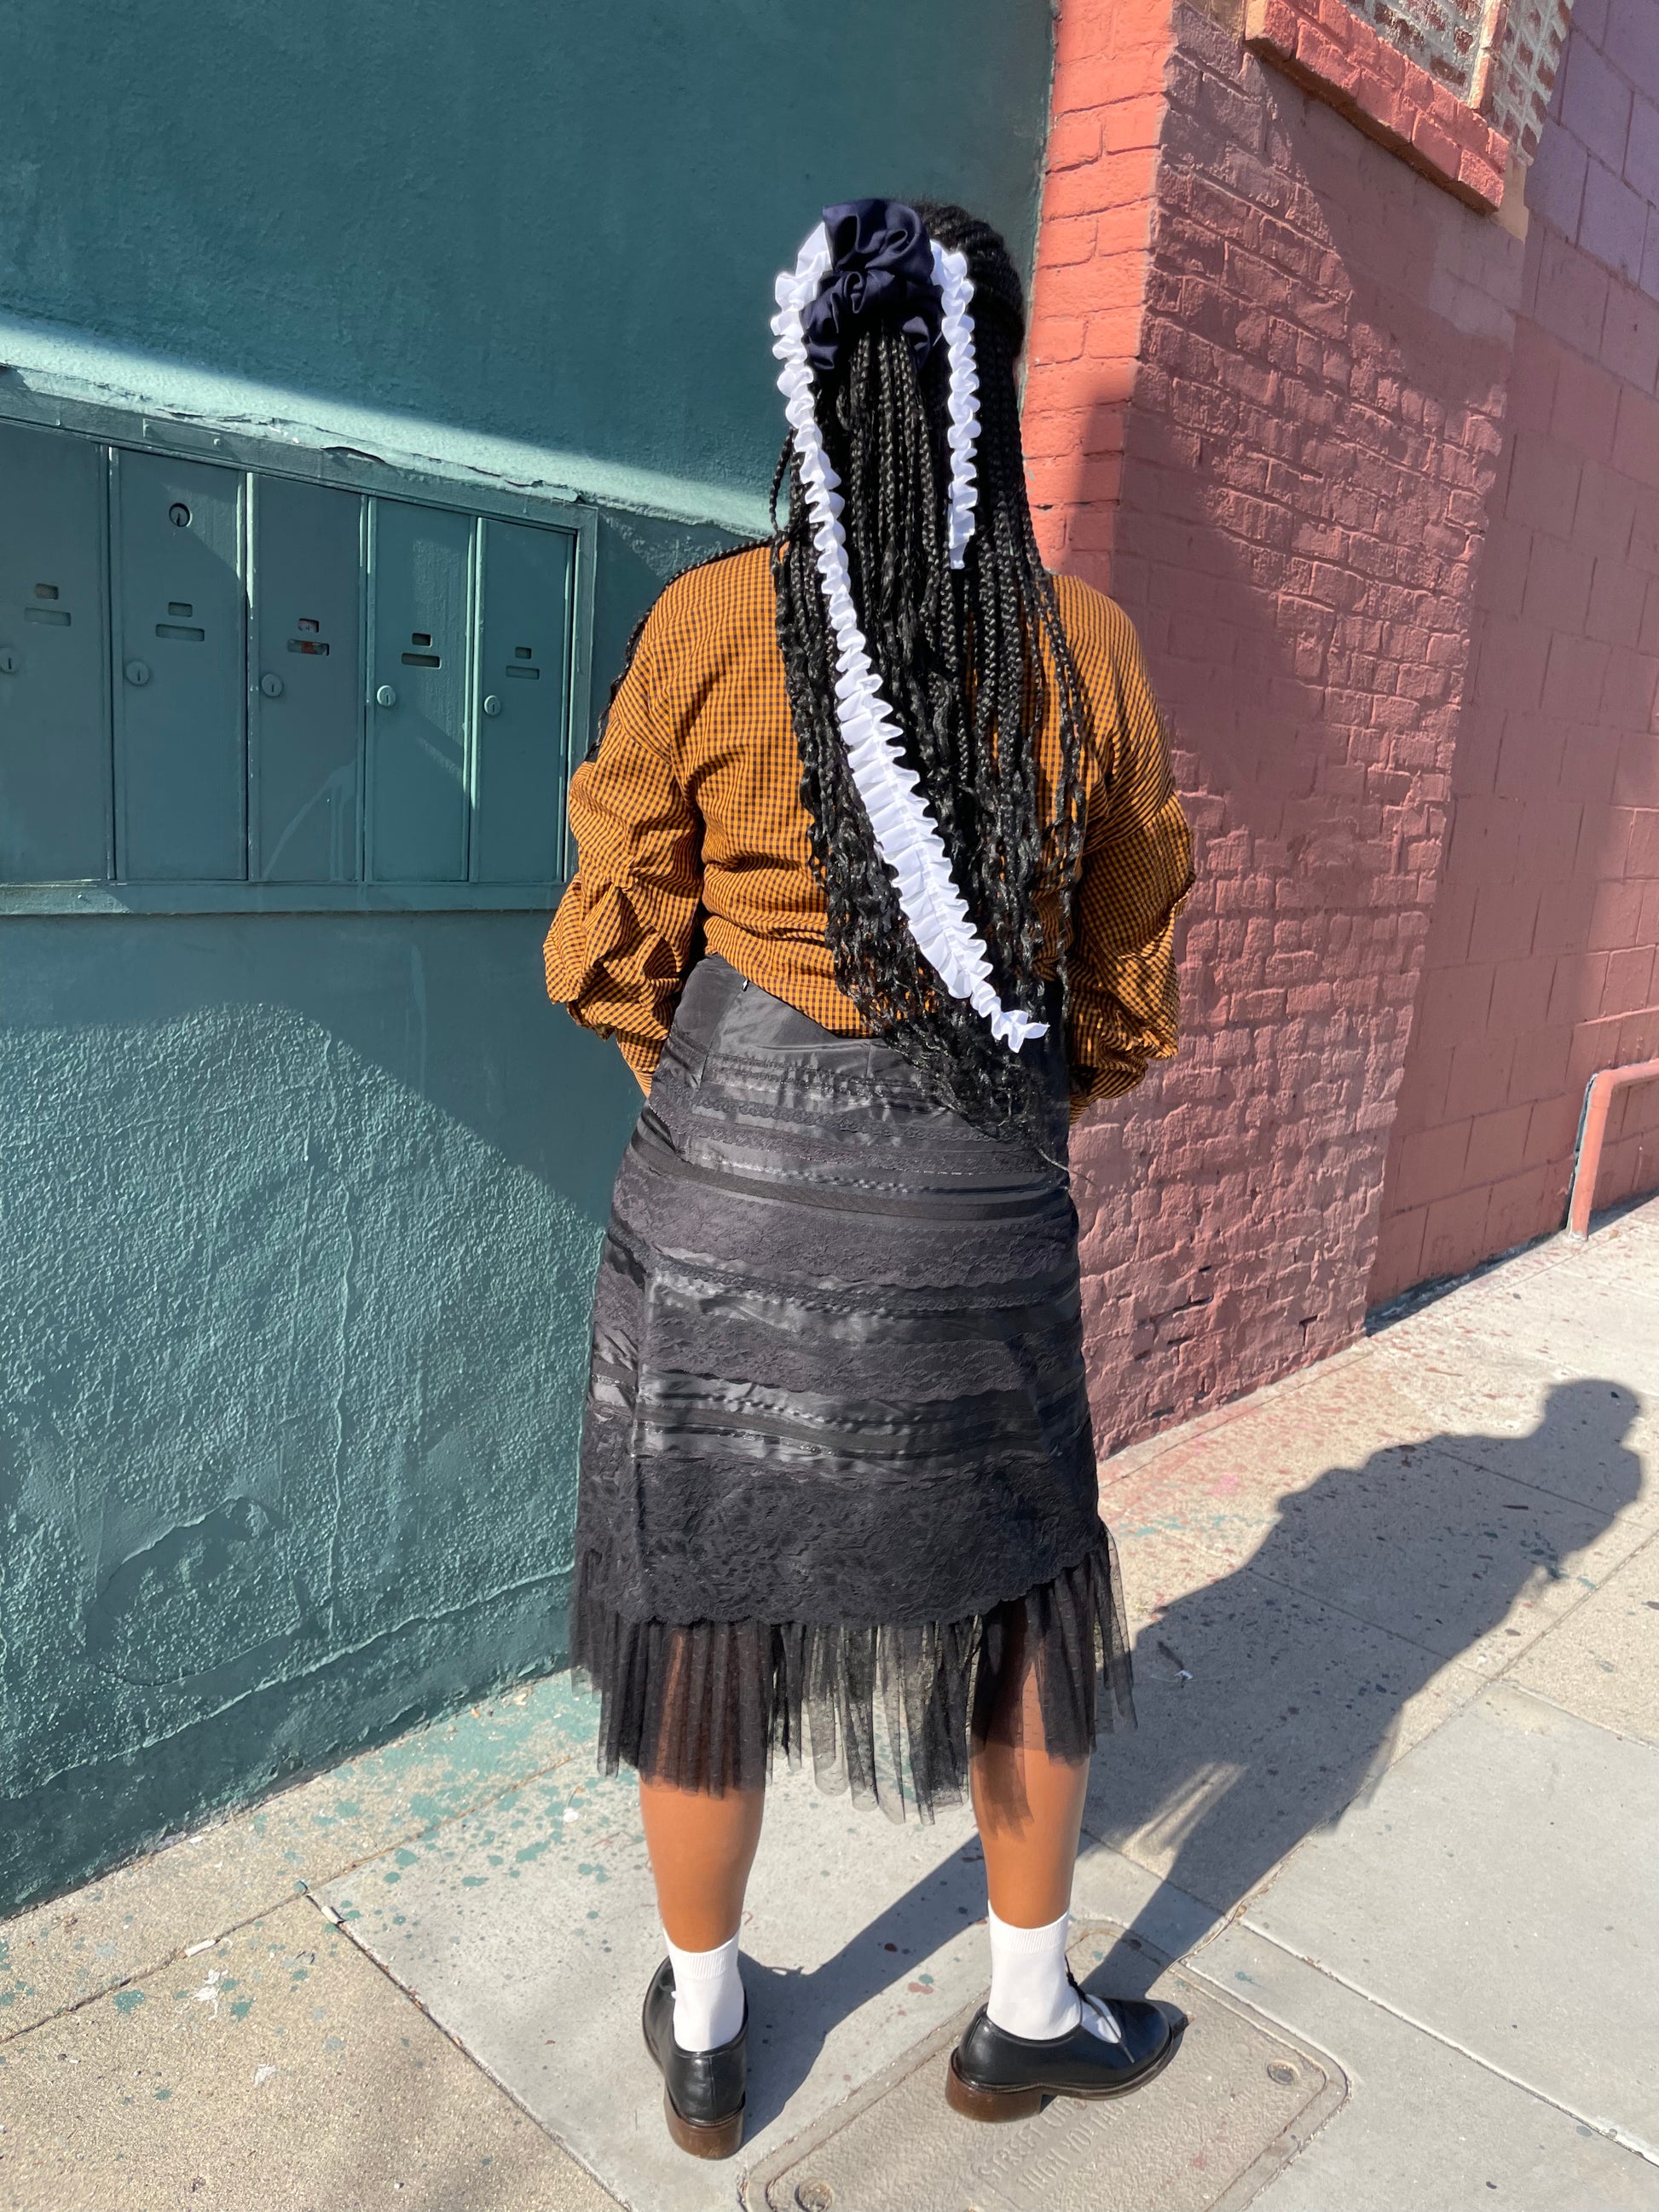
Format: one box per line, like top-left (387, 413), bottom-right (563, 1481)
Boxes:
top-left (472, 518), bottom-right (572, 885)
top-left (251, 476), bottom-right (364, 882)
top-left (367, 500), bottom-right (472, 882)
top-left (113, 450), bottom-right (247, 881)
top-left (0, 422), bottom-right (112, 881)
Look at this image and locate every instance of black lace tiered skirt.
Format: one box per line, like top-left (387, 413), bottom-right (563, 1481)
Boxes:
top-left (569, 954), bottom-right (1134, 1819)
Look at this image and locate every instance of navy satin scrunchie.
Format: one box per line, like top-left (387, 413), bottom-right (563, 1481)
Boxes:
top-left (801, 199), bottom-right (942, 378)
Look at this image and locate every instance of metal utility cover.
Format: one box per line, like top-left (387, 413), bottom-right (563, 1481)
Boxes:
top-left (0, 420), bottom-right (111, 882)
top-left (367, 498), bottom-right (472, 882)
top-left (744, 1930), bottom-right (1344, 2212)
top-left (113, 449), bottom-right (247, 881)
top-left (472, 517), bottom-right (572, 885)
top-left (251, 475), bottom-right (364, 883)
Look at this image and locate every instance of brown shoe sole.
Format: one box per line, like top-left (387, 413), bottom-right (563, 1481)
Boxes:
top-left (662, 2088), bottom-right (744, 2159)
top-left (945, 2023), bottom-right (1182, 2122)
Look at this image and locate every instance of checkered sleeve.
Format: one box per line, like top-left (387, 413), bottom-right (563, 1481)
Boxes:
top-left (1066, 601), bottom-right (1194, 1118)
top-left (542, 609), bottom-right (702, 1091)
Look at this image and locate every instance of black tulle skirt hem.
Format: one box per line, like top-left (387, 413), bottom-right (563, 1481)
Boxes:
top-left (569, 1528), bottom-right (1135, 1822)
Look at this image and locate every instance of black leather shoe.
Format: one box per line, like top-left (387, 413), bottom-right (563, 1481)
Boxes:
top-left (641, 1956), bottom-right (747, 2159)
top-left (946, 1976), bottom-right (1182, 2122)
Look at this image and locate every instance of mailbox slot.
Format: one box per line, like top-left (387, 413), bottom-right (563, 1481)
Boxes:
top-left (251, 476), bottom-right (365, 883)
top-left (472, 517), bottom-right (573, 885)
top-left (0, 416), bottom-right (587, 905)
top-left (113, 450), bottom-right (246, 881)
top-left (0, 421), bottom-right (111, 881)
top-left (367, 500), bottom-right (473, 883)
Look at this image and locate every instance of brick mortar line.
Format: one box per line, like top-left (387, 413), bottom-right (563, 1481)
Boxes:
top-left (1023, 0), bottom-right (1179, 499)
top-left (1153, 145), bottom-right (1393, 253)
top-left (1123, 413), bottom-right (1499, 490)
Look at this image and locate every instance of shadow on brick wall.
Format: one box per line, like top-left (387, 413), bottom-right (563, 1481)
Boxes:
top-left (1371, 210), bottom-right (1659, 1297)
top-left (1050, 9), bottom-right (1524, 1447)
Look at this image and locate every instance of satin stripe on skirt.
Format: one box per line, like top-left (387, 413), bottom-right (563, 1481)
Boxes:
top-left (569, 953), bottom-right (1134, 1818)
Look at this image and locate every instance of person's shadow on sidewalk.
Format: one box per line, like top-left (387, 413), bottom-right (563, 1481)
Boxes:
top-left (1084, 1375), bottom-right (1643, 1972)
top-left (737, 1377), bottom-right (1643, 2132)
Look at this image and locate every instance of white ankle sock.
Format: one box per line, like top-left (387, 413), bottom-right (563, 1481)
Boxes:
top-left (986, 1907), bottom-right (1121, 2044)
top-left (666, 1932), bottom-right (744, 2053)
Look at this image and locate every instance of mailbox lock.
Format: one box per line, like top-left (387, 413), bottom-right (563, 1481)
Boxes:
top-left (124, 659), bottom-right (151, 686)
top-left (169, 503), bottom-right (191, 528)
top-left (376, 684), bottom-right (397, 708)
top-left (483, 693), bottom-right (503, 717)
top-left (0, 647), bottom-right (19, 675)
top-left (260, 673), bottom-right (284, 698)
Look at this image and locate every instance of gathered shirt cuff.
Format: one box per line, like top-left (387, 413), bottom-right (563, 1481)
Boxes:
top-left (541, 615), bottom-right (702, 1094)
top-left (1061, 684), bottom-right (1194, 1119)
top-left (1066, 912), bottom-right (1186, 1116)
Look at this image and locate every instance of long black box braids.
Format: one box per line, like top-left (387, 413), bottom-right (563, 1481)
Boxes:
top-left (586, 204), bottom-right (1090, 1145)
top-left (772, 201), bottom-right (1089, 1142)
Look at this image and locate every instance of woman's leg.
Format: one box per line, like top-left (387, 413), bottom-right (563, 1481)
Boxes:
top-left (639, 1777), bottom-right (764, 2053)
top-left (639, 1776), bottom-right (766, 1950)
top-left (969, 1616), bottom-right (1100, 2041)
top-left (952, 1619), bottom-right (1174, 2114)
top-left (629, 1624), bottom-right (769, 2054)
top-left (969, 1620), bottom-right (1090, 1926)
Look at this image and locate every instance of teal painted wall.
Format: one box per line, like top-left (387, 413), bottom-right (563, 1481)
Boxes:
top-left (0, 3), bottom-right (1055, 1909)
top-left (0, 0), bottom-right (1053, 498)
top-left (0, 510), bottom-right (726, 1910)
top-left (0, 910), bottom-right (638, 1906)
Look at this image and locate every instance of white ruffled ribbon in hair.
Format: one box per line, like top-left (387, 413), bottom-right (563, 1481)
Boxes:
top-left (770, 222), bottom-right (1047, 1053)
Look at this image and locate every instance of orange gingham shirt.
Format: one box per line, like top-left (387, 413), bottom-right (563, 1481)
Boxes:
top-left (544, 546), bottom-right (1193, 1112)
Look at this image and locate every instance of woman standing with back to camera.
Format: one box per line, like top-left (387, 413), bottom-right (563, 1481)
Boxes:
top-left (545, 199), bottom-right (1194, 2157)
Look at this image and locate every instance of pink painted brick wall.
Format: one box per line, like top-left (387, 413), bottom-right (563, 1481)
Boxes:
top-left (1024, 0), bottom-right (1175, 585)
top-left (1372, 0), bottom-right (1659, 1295)
top-left (1028, 0), bottom-right (1523, 1445)
top-left (1244, 0), bottom-right (1511, 210)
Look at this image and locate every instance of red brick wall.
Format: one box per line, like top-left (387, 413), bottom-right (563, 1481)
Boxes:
top-left (1244, 0), bottom-right (1510, 209)
top-left (1027, 0), bottom-right (1523, 1444)
top-left (1024, 0), bottom-right (1175, 581)
top-left (1370, 0), bottom-right (1659, 1297)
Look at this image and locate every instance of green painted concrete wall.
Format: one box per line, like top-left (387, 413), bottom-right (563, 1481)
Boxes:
top-left (0, 0), bottom-right (1052, 500)
top-left (0, 2), bottom-right (1055, 1909)
top-left (0, 910), bottom-right (637, 1908)
top-left (0, 510), bottom-right (722, 1909)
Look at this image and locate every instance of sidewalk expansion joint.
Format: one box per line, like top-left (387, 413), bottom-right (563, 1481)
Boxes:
top-left (0, 1741), bottom-right (583, 2052)
top-left (1223, 1916), bottom-right (1659, 2169)
top-left (1491, 1667), bottom-right (1659, 1752)
top-left (305, 1889), bottom-right (622, 2203)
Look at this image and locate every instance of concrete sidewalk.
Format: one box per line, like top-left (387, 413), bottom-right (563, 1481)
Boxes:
top-left (3, 1196), bottom-right (1657, 2210)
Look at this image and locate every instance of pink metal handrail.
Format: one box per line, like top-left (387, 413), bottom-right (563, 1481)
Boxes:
top-left (1566, 1057), bottom-right (1659, 1239)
